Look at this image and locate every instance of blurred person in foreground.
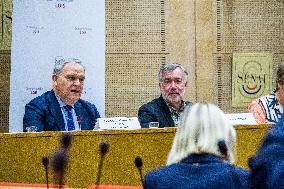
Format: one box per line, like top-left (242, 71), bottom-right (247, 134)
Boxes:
top-left (138, 63), bottom-right (193, 128)
top-left (248, 62), bottom-right (284, 124)
top-left (23, 57), bottom-right (100, 132)
top-left (143, 103), bottom-right (249, 189)
top-left (249, 117), bottom-right (284, 189)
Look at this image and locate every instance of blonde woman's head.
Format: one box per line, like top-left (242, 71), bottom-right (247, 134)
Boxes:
top-left (167, 103), bottom-right (236, 165)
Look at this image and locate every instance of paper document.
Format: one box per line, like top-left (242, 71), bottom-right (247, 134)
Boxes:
top-left (225, 113), bottom-right (257, 125)
top-left (97, 117), bottom-right (141, 130)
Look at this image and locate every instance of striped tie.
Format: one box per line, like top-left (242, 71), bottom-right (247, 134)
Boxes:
top-left (64, 105), bottom-right (75, 131)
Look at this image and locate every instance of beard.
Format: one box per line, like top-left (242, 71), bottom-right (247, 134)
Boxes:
top-left (161, 91), bottom-right (184, 106)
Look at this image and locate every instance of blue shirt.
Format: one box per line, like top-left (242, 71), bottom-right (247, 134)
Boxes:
top-left (56, 96), bottom-right (81, 131)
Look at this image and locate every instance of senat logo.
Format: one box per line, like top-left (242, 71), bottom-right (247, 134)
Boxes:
top-left (26, 87), bottom-right (44, 95)
top-left (236, 61), bottom-right (268, 98)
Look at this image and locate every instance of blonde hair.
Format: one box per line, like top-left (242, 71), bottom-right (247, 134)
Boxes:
top-left (167, 103), bottom-right (236, 165)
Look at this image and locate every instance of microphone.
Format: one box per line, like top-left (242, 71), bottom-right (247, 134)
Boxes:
top-left (218, 140), bottom-right (228, 160)
top-left (61, 132), bottom-right (72, 150)
top-left (100, 140), bottom-right (109, 155)
top-left (42, 156), bottom-right (49, 189)
top-left (51, 133), bottom-right (72, 187)
top-left (51, 150), bottom-right (68, 187)
top-left (134, 156), bottom-right (144, 186)
top-left (218, 140), bottom-right (243, 187)
top-left (95, 140), bottom-right (110, 189)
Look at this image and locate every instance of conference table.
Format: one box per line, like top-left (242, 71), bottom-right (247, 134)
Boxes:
top-left (0, 125), bottom-right (270, 188)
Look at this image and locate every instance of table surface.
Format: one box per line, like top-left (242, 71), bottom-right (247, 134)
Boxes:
top-left (0, 125), bottom-right (270, 188)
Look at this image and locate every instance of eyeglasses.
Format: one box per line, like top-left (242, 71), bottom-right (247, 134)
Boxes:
top-left (161, 78), bottom-right (185, 86)
top-left (61, 75), bottom-right (85, 83)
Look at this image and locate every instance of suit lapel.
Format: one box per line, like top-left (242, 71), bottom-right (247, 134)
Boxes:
top-left (48, 91), bottom-right (65, 131)
top-left (157, 96), bottom-right (175, 126)
top-left (74, 101), bottom-right (85, 130)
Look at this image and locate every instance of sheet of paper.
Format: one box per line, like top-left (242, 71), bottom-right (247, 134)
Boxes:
top-left (225, 113), bottom-right (257, 125)
top-left (98, 117), bottom-right (141, 130)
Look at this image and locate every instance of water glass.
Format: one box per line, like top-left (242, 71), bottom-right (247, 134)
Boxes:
top-left (149, 122), bottom-right (159, 128)
top-left (26, 126), bottom-right (38, 132)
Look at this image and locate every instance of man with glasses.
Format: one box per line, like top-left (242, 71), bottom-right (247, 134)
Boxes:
top-left (138, 63), bottom-right (193, 128)
top-left (23, 57), bottom-right (100, 132)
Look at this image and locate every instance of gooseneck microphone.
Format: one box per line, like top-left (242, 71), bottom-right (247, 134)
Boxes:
top-left (218, 139), bottom-right (228, 160)
top-left (218, 139), bottom-right (243, 187)
top-left (134, 156), bottom-right (144, 187)
top-left (61, 132), bottom-right (72, 150)
top-left (42, 156), bottom-right (49, 189)
top-left (52, 150), bottom-right (67, 188)
top-left (95, 140), bottom-right (110, 189)
top-left (51, 133), bottom-right (73, 188)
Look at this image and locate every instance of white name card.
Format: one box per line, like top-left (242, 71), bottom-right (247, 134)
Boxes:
top-left (225, 113), bottom-right (257, 125)
top-left (97, 117), bottom-right (141, 130)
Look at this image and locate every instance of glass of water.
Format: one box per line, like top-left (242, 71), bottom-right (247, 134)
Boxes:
top-left (26, 126), bottom-right (38, 132)
top-left (149, 122), bottom-right (159, 128)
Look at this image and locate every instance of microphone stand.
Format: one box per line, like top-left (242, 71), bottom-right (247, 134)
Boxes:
top-left (45, 166), bottom-right (49, 189)
top-left (42, 156), bottom-right (49, 189)
top-left (95, 155), bottom-right (105, 189)
top-left (134, 156), bottom-right (144, 187)
top-left (95, 140), bottom-right (109, 189)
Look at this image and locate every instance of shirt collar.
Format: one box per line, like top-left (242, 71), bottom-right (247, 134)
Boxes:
top-left (55, 95), bottom-right (74, 108)
top-left (166, 100), bottom-right (187, 114)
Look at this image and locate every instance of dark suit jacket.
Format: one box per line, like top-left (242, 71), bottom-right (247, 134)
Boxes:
top-left (249, 118), bottom-right (284, 189)
top-left (138, 95), bottom-right (192, 128)
top-left (144, 154), bottom-right (249, 189)
top-left (23, 90), bottom-right (100, 132)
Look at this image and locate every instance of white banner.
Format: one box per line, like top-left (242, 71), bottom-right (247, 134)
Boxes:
top-left (10, 0), bottom-right (105, 132)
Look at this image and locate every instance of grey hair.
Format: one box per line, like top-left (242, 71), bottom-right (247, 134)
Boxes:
top-left (158, 63), bottom-right (189, 82)
top-left (167, 103), bottom-right (236, 165)
top-left (53, 56), bottom-right (85, 75)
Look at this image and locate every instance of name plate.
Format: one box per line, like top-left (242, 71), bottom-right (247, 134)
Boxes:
top-left (97, 117), bottom-right (141, 130)
top-left (225, 113), bottom-right (257, 125)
